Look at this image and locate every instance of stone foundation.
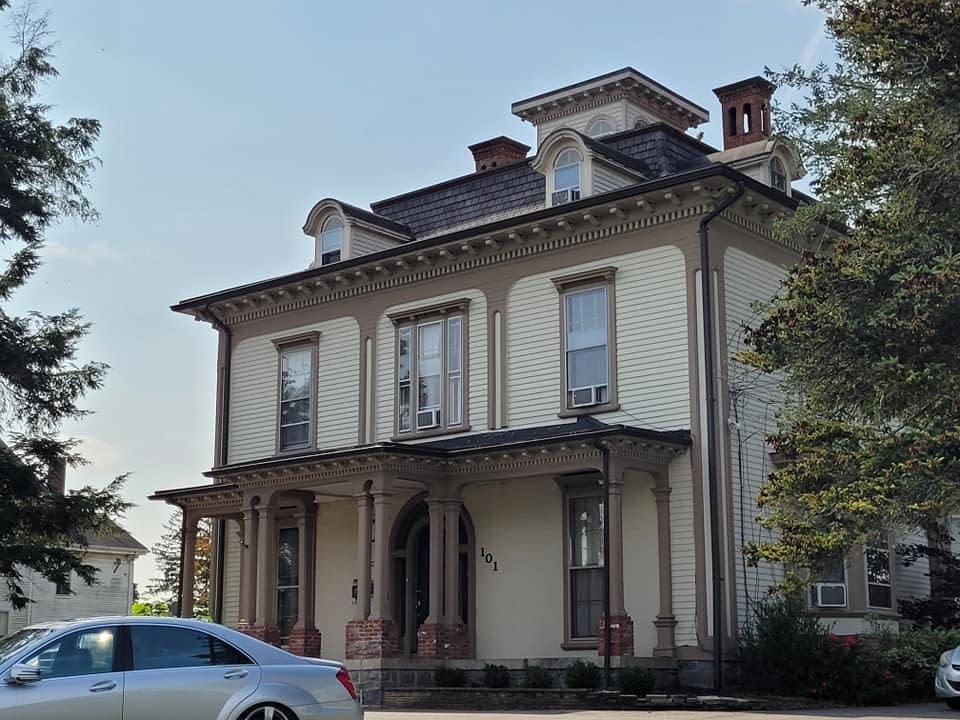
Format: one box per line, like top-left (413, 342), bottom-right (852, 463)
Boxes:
top-left (346, 618), bottom-right (399, 660)
top-left (417, 623), bottom-right (469, 658)
top-left (287, 626), bottom-right (322, 657)
top-left (240, 624), bottom-right (281, 647)
top-left (598, 614), bottom-right (635, 657)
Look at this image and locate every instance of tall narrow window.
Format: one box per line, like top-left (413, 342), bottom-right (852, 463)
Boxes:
top-left (553, 148), bottom-right (582, 205)
top-left (770, 157), bottom-right (788, 192)
top-left (392, 303), bottom-right (468, 436)
top-left (565, 286), bottom-right (609, 408)
top-left (277, 527), bottom-right (300, 640)
top-left (568, 493), bottom-right (604, 639)
top-left (319, 216), bottom-right (343, 265)
top-left (279, 346), bottom-right (313, 450)
top-left (866, 544), bottom-right (892, 609)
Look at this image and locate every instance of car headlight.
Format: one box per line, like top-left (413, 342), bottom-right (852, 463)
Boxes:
top-left (941, 651), bottom-right (953, 668)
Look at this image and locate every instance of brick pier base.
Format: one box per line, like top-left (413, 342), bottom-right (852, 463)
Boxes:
top-left (240, 624), bottom-right (282, 647)
top-left (598, 614), bottom-right (635, 657)
top-left (345, 619), bottom-right (399, 660)
top-left (287, 626), bottom-right (322, 657)
top-left (417, 623), bottom-right (470, 659)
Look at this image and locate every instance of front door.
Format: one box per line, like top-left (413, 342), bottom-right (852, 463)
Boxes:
top-left (122, 624), bottom-right (260, 720)
top-left (1, 625), bottom-right (123, 720)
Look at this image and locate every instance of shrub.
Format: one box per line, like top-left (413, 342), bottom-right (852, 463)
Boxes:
top-left (525, 664), bottom-right (554, 688)
top-left (483, 663), bottom-right (511, 688)
top-left (618, 665), bottom-right (655, 696)
top-left (434, 666), bottom-right (468, 687)
top-left (564, 659), bottom-right (602, 689)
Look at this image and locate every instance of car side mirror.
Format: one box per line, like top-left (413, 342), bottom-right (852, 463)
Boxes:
top-left (5, 664), bottom-right (41, 684)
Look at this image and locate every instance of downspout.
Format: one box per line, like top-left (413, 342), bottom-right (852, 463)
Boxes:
top-left (204, 306), bottom-right (233, 624)
top-left (597, 440), bottom-right (612, 688)
top-left (698, 182), bottom-right (744, 691)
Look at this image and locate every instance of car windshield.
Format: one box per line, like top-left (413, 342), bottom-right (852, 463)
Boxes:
top-left (0, 628), bottom-right (54, 665)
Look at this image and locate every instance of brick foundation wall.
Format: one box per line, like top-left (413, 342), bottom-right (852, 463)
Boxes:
top-left (598, 614), bottom-right (634, 657)
top-left (346, 619), bottom-right (399, 660)
top-left (417, 623), bottom-right (470, 659)
top-left (240, 624), bottom-right (281, 647)
top-left (287, 627), bottom-right (322, 657)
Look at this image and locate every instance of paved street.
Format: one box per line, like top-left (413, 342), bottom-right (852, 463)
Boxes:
top-left (370, 703), bottom-right (953, 719)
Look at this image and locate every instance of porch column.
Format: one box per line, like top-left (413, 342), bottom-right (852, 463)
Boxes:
top-left (370, 491), bottom-right (393, 620)
top-left (254, 502), bottom-right (281, 645)
top-left (442, 498), bottom-right (469, 659)
top-left (599, 465), bottom-right (634, 657)
top-left (179, 514), bottom-right (199, 618)
top-left (354, 493), bottom-right (372, 620)
top-left (289, 504), bottom-right (321, 657)
top-left (417, 498), bottom-right (446, 657)
top-left (239, 507), bottom-right (258, 628)
top-left (652, 481), bottom-right (678, 658)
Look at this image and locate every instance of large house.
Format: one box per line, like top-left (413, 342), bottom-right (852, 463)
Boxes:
top-left (152, 68), bottom-right (933, 693)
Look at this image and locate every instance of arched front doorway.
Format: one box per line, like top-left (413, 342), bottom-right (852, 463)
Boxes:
top-left (390, 496), bottom-right (474, 656)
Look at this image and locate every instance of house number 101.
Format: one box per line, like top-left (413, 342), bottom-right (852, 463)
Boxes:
top-left (480, 547), bottom-right (499, 572)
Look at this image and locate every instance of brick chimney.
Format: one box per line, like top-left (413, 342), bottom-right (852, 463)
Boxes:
top-left (47, 456), bottom-right (67, 495)
top-left (468, 136), bottom-right (530, 172)
top-left (712, 76), bottom-right (775, 150)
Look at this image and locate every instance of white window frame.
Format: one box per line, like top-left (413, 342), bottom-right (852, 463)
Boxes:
top-left (865, 543), bottom-right (893, 610)
top-left (553, 148), bottom-right (582, 205)
top-left (585, 116), bottom-right (615, 138)
top-left (770, 157), bottom-right (788, 193)
top-left (810, 557), bottom-right (847, 609)
top-left (319, 216), bottom-right (343, 265)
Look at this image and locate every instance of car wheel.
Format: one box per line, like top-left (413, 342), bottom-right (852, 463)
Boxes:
top-left (239, 704), bottom-right (297, 720)
top-left (947, 699), bottom-right (960, 711)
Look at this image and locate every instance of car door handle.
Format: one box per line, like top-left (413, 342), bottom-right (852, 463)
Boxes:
top-left (223, 669), bottom-right (248, 680)
top-left (89, 680), bottom-right (117, 693)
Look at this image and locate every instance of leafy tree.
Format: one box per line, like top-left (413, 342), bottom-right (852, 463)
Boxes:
top-left (738, 0), bottom-right (960, 570)
top-left (146, 511), bottom-right (211, 615)
top-left (0, 1), bottom-right (128, 609)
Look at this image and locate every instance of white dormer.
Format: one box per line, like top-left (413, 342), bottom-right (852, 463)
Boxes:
top-left (302, 199), bottom-right (412, 269)
top-left (512, 67), bottom-right (710, 146)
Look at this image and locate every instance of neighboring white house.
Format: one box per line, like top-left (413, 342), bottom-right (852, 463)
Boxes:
top-left (0, 525), bottom-right (147, 638)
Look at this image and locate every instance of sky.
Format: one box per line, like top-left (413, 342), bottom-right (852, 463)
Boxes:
top-left (7, 0), bottom-right (832, 593)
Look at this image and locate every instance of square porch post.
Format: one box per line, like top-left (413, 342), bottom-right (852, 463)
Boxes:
top-left (254, 502), bottom-right (281, 645)
top-left (239, 507), bottom-right (258, 630)
top-left (599, 464), bottom-right (635, 658)
top-left (179, 514), bottom-right (200, 619)
top-left (288, 505), bottom-right (321, 657)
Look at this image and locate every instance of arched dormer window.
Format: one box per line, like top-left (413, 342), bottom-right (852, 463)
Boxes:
top-left (586, 117), bottom-right (615, 138)
top-left (770, 157), bottom-right (788, 193)
top-left (553, 148), bottom-right (582, 205)
top-left (319, 216), bottom-right (343, 265)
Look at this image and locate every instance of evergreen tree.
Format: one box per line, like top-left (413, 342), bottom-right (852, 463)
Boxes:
top-left (146, 511), bottom-right (211, 615)
top-left (0, 1), bottom-right (128, 609)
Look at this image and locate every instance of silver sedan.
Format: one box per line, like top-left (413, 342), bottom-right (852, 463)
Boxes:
top-left (937, 645), bottom-right (960, 710)
top-left (0, 616), bottom-right (362, 720)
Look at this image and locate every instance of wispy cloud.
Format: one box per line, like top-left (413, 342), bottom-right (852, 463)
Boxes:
top-left (43, 239), bottom-right (125, 265)
top-left (71, 434), bottom-right (123, 471)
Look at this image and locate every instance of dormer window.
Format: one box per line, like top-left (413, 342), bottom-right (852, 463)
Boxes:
top-left (553, 149), bottom-right (582, 206)
top-left (586, 117), bottom-right (614, 137)
top-left (319, 216), bottom-right (343, 265)
top-left (770, 157), bottom-right (788, 193)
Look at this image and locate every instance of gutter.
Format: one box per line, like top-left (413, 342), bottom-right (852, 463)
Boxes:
top-left (698, 182), bottom-right (744, 691)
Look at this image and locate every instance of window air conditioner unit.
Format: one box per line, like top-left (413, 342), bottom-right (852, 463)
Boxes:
top-left (814, 582), bottom-right (847, 608)
top-left (569, 385), bottom-right (603, 408)
top-left (416, 409), bottom-right (441, 430)
top-left (552, 189), bottom-right (570, 206)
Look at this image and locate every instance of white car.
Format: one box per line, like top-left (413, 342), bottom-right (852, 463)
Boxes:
top-left (0, 616), bottom-right (362, 720)
top-left (936, 645), bottom-right (960, 709)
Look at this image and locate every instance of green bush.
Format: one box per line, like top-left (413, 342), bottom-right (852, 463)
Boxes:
top-left (525, 664), bottom-right (554, 688)
top-left (618, 665), bottom-right (655, 696)
top-left (483, 663), bottom-right (511, 688)
top-left (434, 666), bottom-right (468, 687)
top-left (564, 659), bottom-right (602, 689)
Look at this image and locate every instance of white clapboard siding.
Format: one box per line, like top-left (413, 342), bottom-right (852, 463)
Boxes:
top-left (538, 110), bottom-right (617, 143)
top-left (669, 454), bottom-right (699, 646)
top-left (723, 246), bottom-right (787, 630)
top-left (228, 317), bottom-right (360, 463)
top-left (507, 245), bottom-right (689, 430)
top-left (221, 519), bottom-right (242, 626)
top-left (375, 289), bottom-right (487, 441)
top-left (895, 529), bottom-right (932, 604)
top-left (349, 227), bottom-right (402, 259)
top-left (593, 162), bottom-right (639, 194)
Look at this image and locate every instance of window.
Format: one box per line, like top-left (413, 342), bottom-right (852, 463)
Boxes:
top-left (277, 343), bottom-right (315, 451)
top-left (586, 117), bottom-right (614, 137)
top-left (319, 216), bottom-right (343, 265)
top-left (0, 610), bottom-right (7, 638)
top-left (770, 157), bottom-right (788, 192)
top-left (130, 626), bottom-right (250, 670)
top-left (394, 306), bottom-right (467, 436)
top-left (277, 527), bottom-right (299, 641)
top-left (568, 492), bottom-right (604, 639)
top-left (553, 148), bottom-right (582, 205)
top-left (810, 557), bottom-right (847, 608)
top-left (23, 627), bottom-right (116, 679)
top-left (866, 544), bottom-right (893, 609)
top-left (55, 575), bottom-right (71, 596)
